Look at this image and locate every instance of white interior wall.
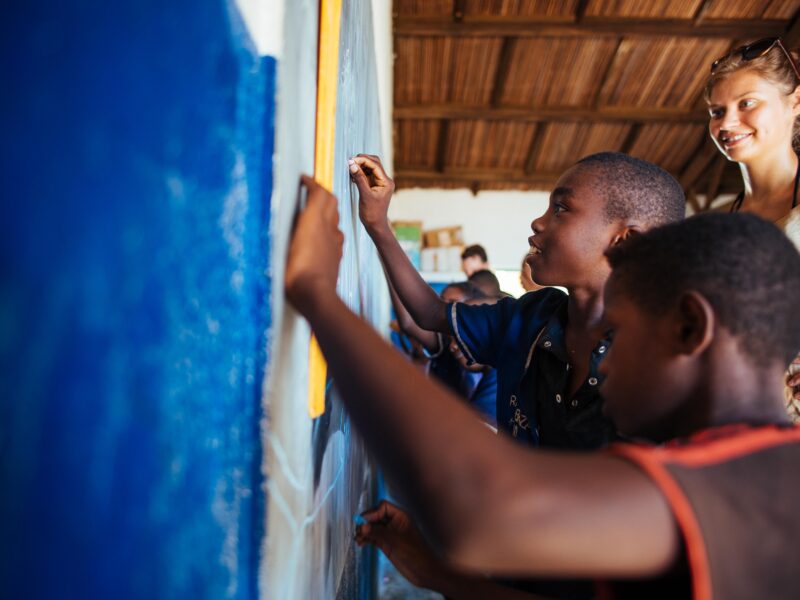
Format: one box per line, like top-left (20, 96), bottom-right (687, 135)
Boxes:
top-left (388, 187), bottom-right (550, 270)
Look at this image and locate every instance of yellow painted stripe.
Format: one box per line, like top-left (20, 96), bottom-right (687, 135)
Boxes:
top-left (309, 0), bottom-right (342, 418)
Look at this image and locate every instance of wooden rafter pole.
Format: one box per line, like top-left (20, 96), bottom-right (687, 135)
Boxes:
top-left (620, 124), bottom-right (641, 154)
top-left (523, 125), bottom-right (544, 176)
top-left (396, 167), bottom-right (561, 186)
top-left (490, 37), bottom-right (514, 108)
top-left (704, 155), bottom-right (728, 210)
top-left (680, 139), bottom-right (720, 193)
top-left (574, 0), bottom-right (589, 23)
top-left (692, 0), bottom-right (714, 25)
top-left (435, 121), bottom-right (449, 173)
top-left (393, 17), bottom-right (785, 39)
top-left (783, 10), bottom-right (800, 48)
top-left (394, 104), bottom-right (709, 123)
top-left (686, 189), bottom-right (702, 214)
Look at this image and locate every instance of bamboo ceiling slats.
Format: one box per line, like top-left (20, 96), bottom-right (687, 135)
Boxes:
top-left (583, 0), bottom-right (705, 19)
top-left (394, 37), bottom-right (505, 105)
top-left (448, 38), bottom-right (506, 105)
top-left (705, 0), bottom-right (799, 19)
top-left (445, 120), bottom-right (538, 169)
top-left (395, 119), bottom-right (442, 168)
top-left (463, 0), bottom-right (581, 19)
top-left (628, 123), bottom-right (707, 172)
top-left (480, 181), bottom-right (553, 190)
top-left (392, 0), bottom-right (800, 202)
top-left (498, 38), bottom-right (619, 107)
top-left (531, 122), bottom-right (632, 173)
top-left (596, 38), bottom-right (731, 108)
top-left (394, 0), bottom-right (454, 17)
top-left (763, 0), bottom-right (800, 19)
top-left (394, 37), bottom-right (455, 103)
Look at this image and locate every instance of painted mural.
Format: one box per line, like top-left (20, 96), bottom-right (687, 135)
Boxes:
top-left (0, 0), bottom-right (277, 597)
top-left (1, 0), bottom-right (386, 598)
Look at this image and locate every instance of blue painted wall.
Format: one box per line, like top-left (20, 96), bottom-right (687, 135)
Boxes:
top-left (1, 2), bottom-right (272, 598)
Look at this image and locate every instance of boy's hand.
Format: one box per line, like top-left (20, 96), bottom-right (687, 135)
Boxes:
top-left (349, 154), bottom-right (395, 233)
top-left (284, 175), bottom-right (344, 312)
top-left (355, 501), bottom-right (451, 592)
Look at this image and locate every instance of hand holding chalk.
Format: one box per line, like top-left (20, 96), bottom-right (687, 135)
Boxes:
top-left (353, 500), bottom-right (452, 592)
top-left (350, 154), bottom-right (395, 234)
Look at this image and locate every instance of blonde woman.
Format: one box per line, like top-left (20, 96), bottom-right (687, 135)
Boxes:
top-left (706, 37), bottom-right (800, 419)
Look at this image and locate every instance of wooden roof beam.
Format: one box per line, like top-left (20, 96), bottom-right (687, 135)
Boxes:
top-left (395, 105), bottom-right (709, 123)
top-left (783, 11), bottom-right (800, 48)
top-left (395, 167), bottom-right (742, 198)
top-left (394, 17), bottom-right (786, 39)
top-left (396, 168), bottom-right (560, 187)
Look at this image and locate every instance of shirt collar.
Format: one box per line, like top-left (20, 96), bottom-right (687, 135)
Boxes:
top-left (535, 301), bottom-right (612, 367)
top-left (536, 302), bottom-right (568, 362)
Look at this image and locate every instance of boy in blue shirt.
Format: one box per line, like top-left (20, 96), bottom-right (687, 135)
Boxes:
top-left (350, 152), bottom-right (685, 448)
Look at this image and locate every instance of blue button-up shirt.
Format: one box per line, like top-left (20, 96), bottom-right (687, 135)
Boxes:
top-left (447, 288), bottom-right (616, 448)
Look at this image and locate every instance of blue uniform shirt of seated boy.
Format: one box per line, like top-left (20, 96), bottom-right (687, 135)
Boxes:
top-left (449, 288), bottom-right (614, 448)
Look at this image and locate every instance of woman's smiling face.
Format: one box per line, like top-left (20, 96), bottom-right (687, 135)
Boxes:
top-left (708, 69), bottom-right (799, 163)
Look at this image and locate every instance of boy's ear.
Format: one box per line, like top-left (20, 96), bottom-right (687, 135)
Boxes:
top-left (609, 225), bottom-right (641, 247)
top-left (673, 291), bottom-right (715, 357)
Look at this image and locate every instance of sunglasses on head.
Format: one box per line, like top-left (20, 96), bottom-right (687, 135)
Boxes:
top-left (710, 37), bottom-right (800, 80)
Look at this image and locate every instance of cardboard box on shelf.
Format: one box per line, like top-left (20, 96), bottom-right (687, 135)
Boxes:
top-left (422, 226), bottom-right (464, 249)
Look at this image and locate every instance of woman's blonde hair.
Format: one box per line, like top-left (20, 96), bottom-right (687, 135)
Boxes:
top-left (705, 41), bottom-right (800, 151)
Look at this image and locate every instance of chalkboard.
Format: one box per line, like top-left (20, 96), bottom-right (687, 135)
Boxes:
top-left (262, 0), bottom-right (388, 598)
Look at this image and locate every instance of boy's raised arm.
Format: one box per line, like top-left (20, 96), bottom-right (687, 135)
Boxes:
top-left (350, 154), bottom-right (449, 332)
top-left (386, 273), bottom-right (442, 354)
top-left (287, 176), bottom-right (679, 580)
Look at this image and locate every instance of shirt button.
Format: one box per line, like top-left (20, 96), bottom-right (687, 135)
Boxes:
top-left (555, 394), bottom-right (562, 403)
top-left (510, 395), bottom-right (516, 402)
top-left (571, 399), bottom-right (578, 407)
top-left (597, 346), bottom-right (606, 354)
top-left (588, 377), bottom-right (598, 386)
top-left (543, 340), bottom-right (552, 348)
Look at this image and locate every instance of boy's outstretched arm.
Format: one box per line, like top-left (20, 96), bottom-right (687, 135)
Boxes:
top-left (386, 273), bottom-right (441, 354)
top-left (287, 176), bottom-right (680, 579)
top-left (350, 154), bottom-right (449, 332)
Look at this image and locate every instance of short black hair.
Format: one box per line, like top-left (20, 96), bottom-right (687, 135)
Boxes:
top-left (461, 244), bottom-right (488, 262)
top-left (606, 213), bottom-right (800, 368)
top-left (468, 269), bottom-right (501, 297)
top-left (576, 152), bottom-right (685, 227)
top-left (443, 281), bottom-right (485, 301)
